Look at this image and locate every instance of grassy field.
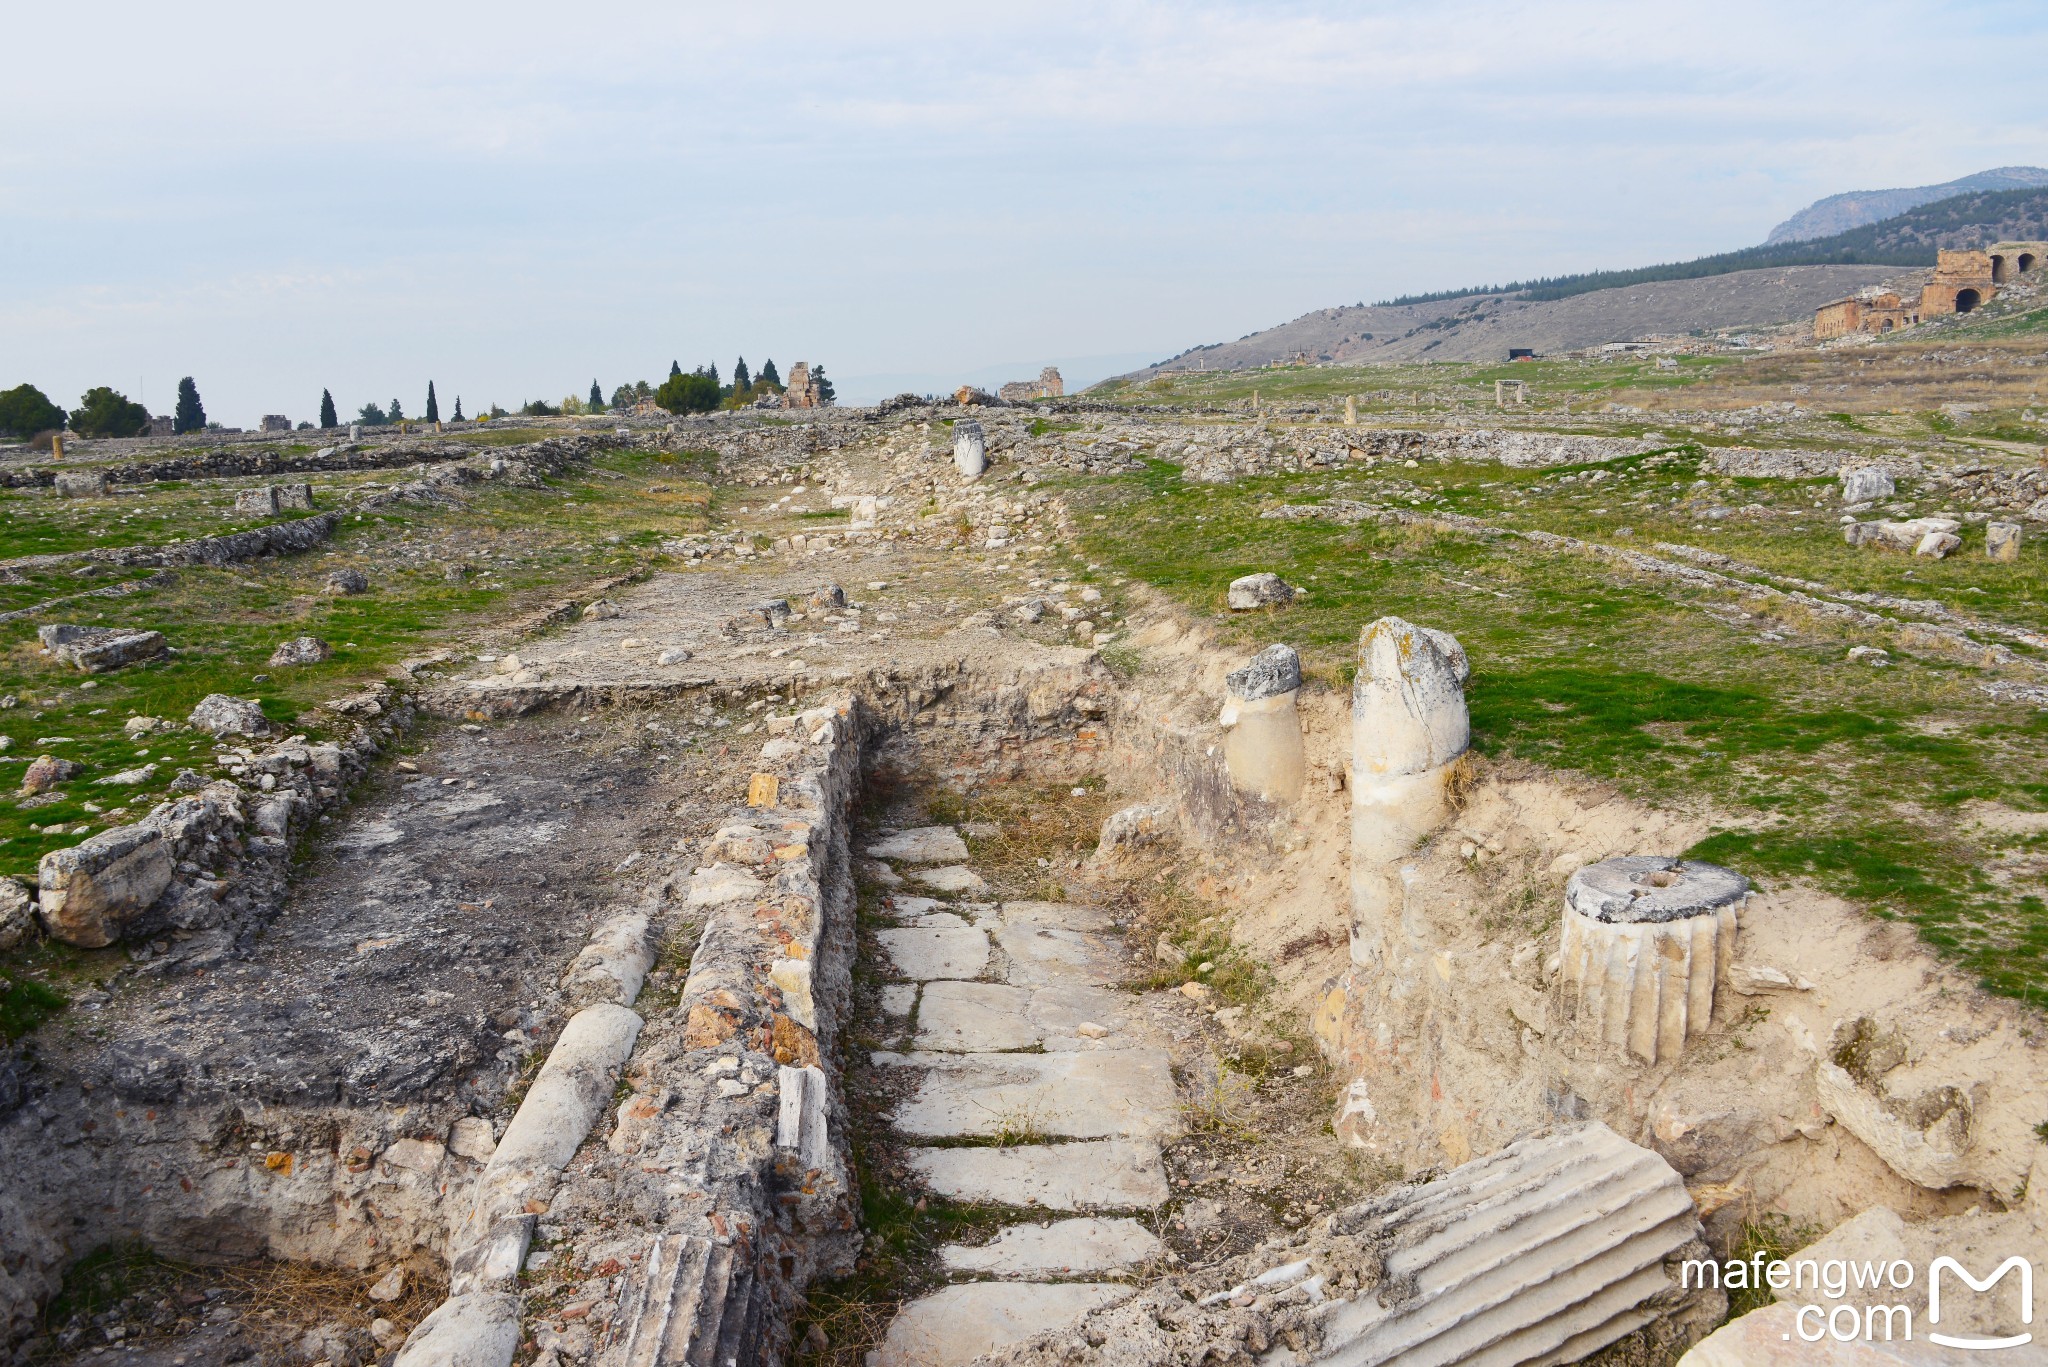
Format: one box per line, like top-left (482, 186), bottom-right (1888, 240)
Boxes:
top-left (1071, 454), bottom-right (2048, 1006)
top-left (0, 447), bottom-right (718, 1038)
top-left (1088, 354), bottom-right (1747, 412)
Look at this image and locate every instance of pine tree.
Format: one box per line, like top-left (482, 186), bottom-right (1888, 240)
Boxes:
top-left (425, 382), bottom-right (440, 423)
top-left (734, 357), bottom-right (751, 391)
top-left (452, 396), bottom-right (465, 421)
top-left (669, 360), bottom-right (682, 380)
top-left (812, 366), bottom-right (836, 405)
top-left (173, 377), bottom-right (206, 434)
top-left (319, 389), bottom-right (338, 428)
top-left (590, 379), bottom-right (603, 408)
top-left (388, 397), bottom-right (405, 423)
top-left (759, 359), bottom-right (781, 387)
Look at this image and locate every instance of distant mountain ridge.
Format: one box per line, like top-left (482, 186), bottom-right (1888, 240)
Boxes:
top-left (1765, 166), bottom-right (2048, 243)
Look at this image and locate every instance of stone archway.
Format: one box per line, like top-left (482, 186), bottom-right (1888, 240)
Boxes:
top-left (1991, 255), bottom-right (2008, 283)
top-left (2021, 252), bottom-right (2038, 275)
top-left (1955, 288), bottom-right (1982, 314)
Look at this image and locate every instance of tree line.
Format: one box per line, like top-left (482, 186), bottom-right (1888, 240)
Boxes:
top-left (0, 356), bottom-right (833, 442)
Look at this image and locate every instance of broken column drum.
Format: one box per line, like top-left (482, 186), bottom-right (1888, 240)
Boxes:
top-left (1220, 644), bottom-right (1304, 804)
top-left (954, 420), bottom-right (987, 480)
top-left (1558, 856), bottom-right (1746, 1066)
top-left (1349, 618), bottom-right (1469, 970)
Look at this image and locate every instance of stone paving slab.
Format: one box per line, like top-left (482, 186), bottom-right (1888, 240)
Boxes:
top-left (907, 1141), bottom-right (1172, 1211)
top-left (937, 1217), bottom-right (1163, 1277)
top-left (911, 865), bottom-right (989, 894)
top-left (874, 1049), bottom-right (1183, 1139)
top-left (877, 926), bottom-right (991, 981)
top-left (877, 1283), bottom-right (1133, 1367)
top-left (915, 981), bottom-right (1039, 1052)
top-left (994, 923), bottom-right (1125, 987)
top-left (1000, 900), bottom-right (1119, 932)
top-left (868, 826), bottom-right (971, 864)
top-left (880, 984), bottom-right (918, 1020)
top-left (1025, 982), bottom-right (1148, 1049)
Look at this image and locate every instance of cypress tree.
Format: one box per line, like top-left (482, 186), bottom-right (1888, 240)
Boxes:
top-left (590, 379), bottom-right (603, 409)
top-left (173, 377), bottom-right (206, 434)
top-left (704, 361), bottom-right (721, 389)
top-left (319, 389), bottom-right (338, 428)
top-left (388, 397), bottom-right (405, 423)
top-left (669, 360), bottom-right (682, 380)
top-left (425, 381), bottom-right (440, 423)
top-left (759, 359), bottom-right (781, 387)
top-left (734, 357), bottom-right (751, 391)
top-left (452, 396), bottom-right (465, 421)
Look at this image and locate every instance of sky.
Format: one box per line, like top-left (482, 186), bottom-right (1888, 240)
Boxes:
top-left (3, 2), bottom-right (2046, 421)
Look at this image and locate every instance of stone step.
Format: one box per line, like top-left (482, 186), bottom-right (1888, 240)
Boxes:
top-left (867, 826), bottom-right (971, 863)
top-left (876, 926), bottom-right (990, 981)
top-left (937, 1217), bottom-right (1162, 1278)
top-left (874, 1049), bottom-right (1183, 1140)
top-left (877, 1282), bottom-right (1133, 1367)
top-left (908, 1141), bottom-right (1171, 1211)
top-left (914, 980), bottom-right (1146, 1053)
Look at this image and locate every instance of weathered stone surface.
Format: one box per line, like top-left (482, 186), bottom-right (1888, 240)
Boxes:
top-left (391, 1290), bottom-right (522, 1367)
top-left (235, 485), bottom-right (283, 514)
top-left (938, 1218), bottom-right (1161, 1277)
top-left (267, 635), bottom-right (332, 666)
top-left (880, 1283), bottom-right (1132, 1367)
top-left (868, 826), bottom-right (970, 863)
top-left (955, 420), bottom-right (988, 480)
top-left (908, 1141), bottom-right (1170, 1211)
top-left (809, 583), bottom-right (847, 611)
top-left (0, 876), bottom-right (37, 951)
top-left (1561, 857), bottom-right (1746, 1064)
top-left (1224, 643), bottom-right (1300, 700)
top-left (1226, 572), bottom-right (1293, 610)
top-left (1677, 1302), bottom-right (1946, 1365)
top-left (1986, 520), bottom-right (2023, 561)
top-left (751, 597), bottom-right (792, 626)
top-left (876, 1049), bottom-right (1183, 1140)
top-left (188, 693), bottom-right (272, 737)
top-left (36, 624), bottom-right (169, 673)
top-left (1093, 804), bottom-right (1172, 860)
top-left (916, 981), bottom-right (1038, 1051)
top-left (877, 926), bottom-right (991, 981)
top-left (325, 567), bottom-right (369, 594)
top-left (911, 864), bottom-right (987, 894)
top-left (18, 755), bottom-right (80, 795)
top-left (36, 824), bottom-right (174, 948)
top-left (1844, 517), bottom-right (1960, 554)
top-left (53, 471), bottom-right (108, 498)
top-left (994, 922), bottom-right (1124, 987)
top-left (1840, 466), bottom-right (1896, 504)
top-left (1301, 1122), bottom-right (1717, 1365)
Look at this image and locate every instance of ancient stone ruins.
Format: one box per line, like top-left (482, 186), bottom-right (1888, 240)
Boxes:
top-left (2, 386), bottom-right (2045, 1367)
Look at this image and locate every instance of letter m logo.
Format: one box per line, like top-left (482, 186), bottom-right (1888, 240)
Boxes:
top-left (1929, 1256), bottom-right (2034, 1351)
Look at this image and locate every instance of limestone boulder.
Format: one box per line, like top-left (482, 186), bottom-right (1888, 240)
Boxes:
top-left (36, 624), bottom-right (169, 673)
top-left (1839, 466), bottom-right (1896, 504)
top-left (1843, 517), bottom-right (1959, 554)
top-left (0, 877), bottom-right (37, 951)
top-left (18, 755), bottom-right (81, 795)
top-left (267, 635), bottom-right (333, 666)
top-left (954, 420), bottom-right (988, 480)
top-left (1225, 572), bottom-right (1293, 610)
top-left (53, 471), bottom-right (108, 498)
top-left (188, 693), bottom-right (272, 737)
top-left (1093, 803), bottom-right (1172, 860)
top-left (37, 824), bottom-right (174, 947)
top-left (1986, 521), bottom-right (2022, 561)
top-left (324, 567), bottom-right (369, 595)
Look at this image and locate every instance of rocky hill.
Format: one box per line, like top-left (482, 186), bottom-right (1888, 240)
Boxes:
top-left (1765, 165), bottom-right (2048, 243)
top-left (1126, 263), bottom-right (1906, 376)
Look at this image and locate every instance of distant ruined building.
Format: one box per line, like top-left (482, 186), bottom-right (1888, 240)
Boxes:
top-left (1815, 242), bottom-right (2045, 338)
top-left (997, 367), bottom-right (1064, 402)
top-left (782, 361), bottom-right (826, 409)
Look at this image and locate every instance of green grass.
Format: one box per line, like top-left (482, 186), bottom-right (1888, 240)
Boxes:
top-left (0, 446), bottom-right (719, 1026)
top-left (1088, 355), bottom-right (1745, 410)
top-left (1069, 455), bottom-right (2048, 1006)
top-left (0, 483), bottom-right (304, 560)
top-left (1, 964), bottom-right (66, 1042)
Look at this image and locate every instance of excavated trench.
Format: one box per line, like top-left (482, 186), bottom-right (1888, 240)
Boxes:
top-left (7, 557), bottom-right (2044, 1367)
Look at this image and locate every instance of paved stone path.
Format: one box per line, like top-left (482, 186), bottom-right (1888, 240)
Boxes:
top-left (866, 828), bottom-right (1183, 1367)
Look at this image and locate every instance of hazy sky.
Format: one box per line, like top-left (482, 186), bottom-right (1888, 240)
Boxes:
top-left (4, 2), bottom-right (2045, 419)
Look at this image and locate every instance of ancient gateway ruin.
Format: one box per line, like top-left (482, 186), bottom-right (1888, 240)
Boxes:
top-left (998, 367), bottom-right (1065, 403)
top-left (1815, 241), bottom-right (2047, 337)
top-left (781, 361), bottom-right (827, 409)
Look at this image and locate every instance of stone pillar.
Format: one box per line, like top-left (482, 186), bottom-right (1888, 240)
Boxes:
top-left (1344, 395), bottom-right (1357, 426)
top-left (1221, 644), bottom-right (1304, 804)
top-left (1349, 618), bottom-right (1469, 969)
top-left (50, 434), bottom-right (64, 461)
top-left (1987, 521), bottom-right (2022, 562)
top-left (1559, 856), bottom-right (1746, 1065)
top-left (349, 424), bottom-right (361, 440)
top-left (953, 421), bottom-right (986, 480)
